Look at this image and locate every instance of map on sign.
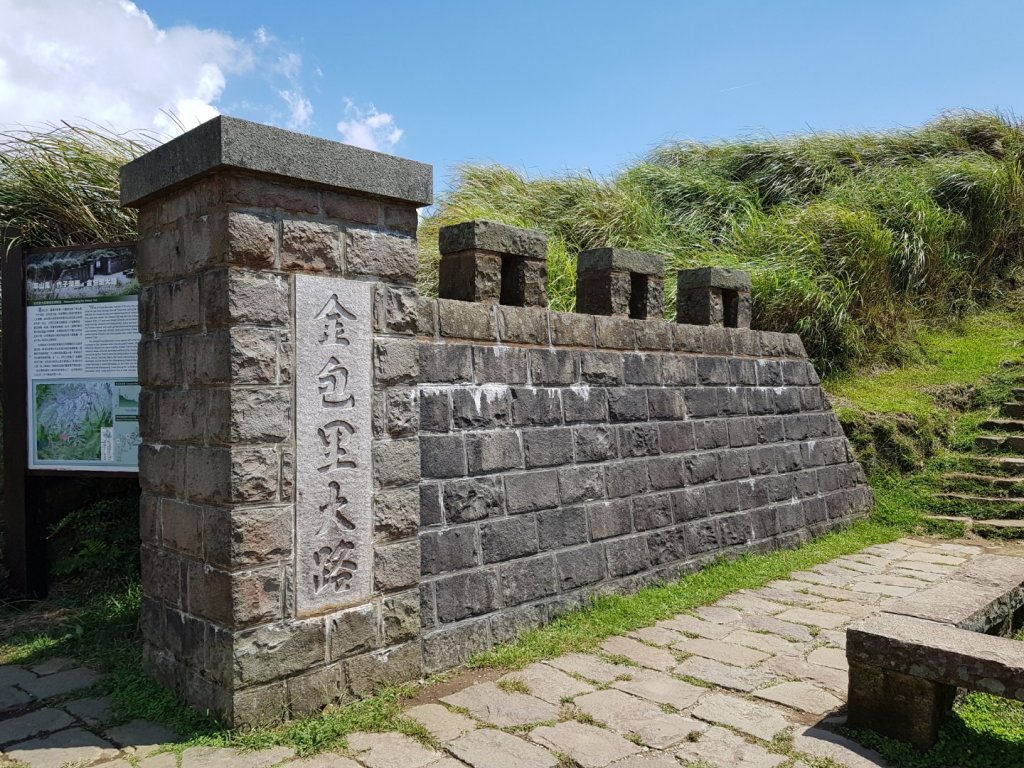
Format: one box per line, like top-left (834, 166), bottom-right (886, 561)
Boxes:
top-left (26, 244), bottom-right (141, 471)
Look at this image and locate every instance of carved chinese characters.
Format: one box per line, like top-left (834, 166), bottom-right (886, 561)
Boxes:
top-left (295, 277), bottom-right (373, 614)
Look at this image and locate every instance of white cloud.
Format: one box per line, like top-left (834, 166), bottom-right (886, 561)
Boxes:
top-left (279, 89), bottom-right (314, 131)
top-left (0, 0), bottom-right (251, 136)
top-left (336, 99), bottom-right (404, 153)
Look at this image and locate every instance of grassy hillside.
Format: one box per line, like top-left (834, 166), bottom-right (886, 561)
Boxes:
top-left (420, 111), bottom-right (1024, 375)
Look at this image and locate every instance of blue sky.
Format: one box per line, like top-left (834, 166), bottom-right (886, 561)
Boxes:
top-left (2, 1), bottom-right (1020, 195)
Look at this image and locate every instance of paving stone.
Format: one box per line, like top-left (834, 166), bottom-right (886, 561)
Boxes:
top-left (530, 721), bottom-right (640, 767)
top-left (832, 558), bottom-right (883, 574)
top-left (0, 707), bottom-right (75, 746)
top-left (753, 587), bottom-right (820, 606)
top-left (723, 630), bottom-right (807, 657)
top-left (895, 559), bottom-right (958, 575)
top-left (611, 669), bottom-right (704, 709)
top-left (18, 667), bottom-right (100, 699)
top-left (819, 629), bottom-right (847, 649)
top-left (791, 726), bottom-right (888, 768)
top-left (843, 554), bottom-right (893, 569)
top-left (105, 719), bottom-right (179, 754)
top-left (137, 753), bottom-right (179, 768)
top-left (347, 732), bottom-right (445, 768)
top-left (675, 656), bottom-right (777, 692)
top-left (692, 606), bottom-right (742, 624)
top-left (798, 584), bottom-right (880, 604)
top-left (29, 657), bottom-right (78, 676)
top-left (629, 626), bottom-right (683, 647)
top-left (287, 755), bottom-right (363, 768)
top-left (674, 638), bottom-right (769, 667)
top-left (676, 725), bottom-right (786, 768)
top-left (448, 728), bottom-right (558, 768)
top-left (889, 568), bottom-right (945, 583)
top-left (605, 754), bottom-right (679, 768)
top-left (180, 745), bottom-right (296, 768)
top-left (812, 600), bottom-right (875, 619)
top-left (763, 655), bottom-right (847, 695)
top-left (4, 727), bottom-right (118, 768)
top-left (657, 616), bottom-right (731, 640)
top-left (545, 654), bottom-right (634, 683)
top-left (775, 607), bottom-right (848, 630)
top-left (903, 551), bottom-right (965, 566)
top-left (601, 637), bottom-right (677, 671)
top-left (499, 663), bottom-right (594, 704)
top-left (849, 581), bottom-right (915, 598)
top-left (807, 647), bottom-right (849, 671)
top-left (690, 693), bottom-right (791, 741)
top-left (754, 681), bottom-right (843, 715)
top-left (441, 682), bottom-right (559, 727)
top-left (740, 615), bottom-right (815, 642)
top-left (63, 696), bottom-right (113, 725)
top-left (716, 594), bottom-right (789, 615)
top-left (405, 704), bottom-right (477, 743)
top-left (0, 666), bottom-right (35, 688)
top-left (789, 570), bottom-right (848, 588)
top-left (935, 543), bottom-right (982, 555)
top-left (860, 573), bottom-right (931, 589)
top-left (0, 685), bottom-right (32, 715)
top-left (812, 564), bottom-right (864, 582)
top-left (573, 689), bottom-right (707, 748)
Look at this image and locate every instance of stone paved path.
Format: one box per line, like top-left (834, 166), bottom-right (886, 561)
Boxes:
top-left (1, 536), bottom-right (1019, 768)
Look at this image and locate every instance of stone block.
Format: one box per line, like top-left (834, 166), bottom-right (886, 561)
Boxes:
top-left (438, 251), bottom-right (502, 303)
top-left (578, 247), bottom-right (665, 276)
top-left (500, 555), bottom-right (557, 606)
top-left (474, 346), bottom-right (529, 384)
top-left (233, 619), bottom-right (326, 687)
top-left (550, 311), bottom-right (596, 346)
top-left (434, 569), bottom-right (501, 623)
top-left (443, 476), bottom-right (505, 522)
top-left (466, 431), bottom-right (523, 475)
top-left (557, 465), bottom-right (606, 504)
top-left (439, 220), bottom-right (548, 259)
top-left (481, 515), bottom-right (539, 563)
top-left (577, 270), bottom-right (631, 317)
top-left (497, 306), bottom-right (549, 344)
top-left (419, 342), bottom-right (473, 383)
top-left (510, 387), bottom-right (562, 426)
top-left (373, 487), bottom-right (420, 540)
top-left (372, 439), bottom-right (420, 489)
top-left (562, 386), bottom-right (608, 423)
top-left (373, 539), bottom-right (420, 591)
top-left (280, 219), bottom-right (341, 272)
top-left (605, 536), bottom-right (650, 577)
top-left (344, 229), bottom-right (417, 283)
top-left (437, 299), bottom-right (497, 340)
top-left (420, 434), bottom-right (467, 479)
top-left (373, 284), bottom-right (418, 335)
top-left (344, 641), bottom-right (422, 697)
top-left (421, 527), bottom-right (480, 575)
top-left (523, 428), bottom-right (574, 468)
top-left (505, 470), bottom-right (561, 513)
top-left (422, 621), bottom-right (492, 675)
top-left (537, 506), bottom-right (590, 549)
top-left (587, 499), bottom-right (633, 540)
top-left (530, 349), bottom-right (578, 385)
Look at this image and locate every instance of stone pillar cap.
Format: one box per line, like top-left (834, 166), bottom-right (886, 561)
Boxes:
top-left (677, 267), bottom-right (752, 291)
top-left (438, 220), bottom-right (547, 259)
top-left (120, 115), bottom-right (433, 208)
top-left (577, 247), bottom-right (665, 277)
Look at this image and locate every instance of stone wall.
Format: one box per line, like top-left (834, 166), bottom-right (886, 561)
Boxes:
top-left (121, 115), bottom-right (872, 726)
top-left (414, 305), bottom-right (870, 672)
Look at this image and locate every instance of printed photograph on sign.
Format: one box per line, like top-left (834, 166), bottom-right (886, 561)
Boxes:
top-left (26, 243), bottom-right (141, 471)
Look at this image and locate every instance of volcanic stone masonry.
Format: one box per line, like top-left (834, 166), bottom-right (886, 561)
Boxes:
top-left (120, 115), bottom-right (873, 726)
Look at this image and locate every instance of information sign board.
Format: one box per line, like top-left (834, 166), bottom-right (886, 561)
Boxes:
top-left (25, 243), bottom-right (141, 471)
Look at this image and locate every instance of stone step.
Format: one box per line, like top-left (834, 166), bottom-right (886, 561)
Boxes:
top-left (1001, 402), bottom-right (1024, 419)
top-left (979, 419), bottom-right (1024, 433)
top-left (1012, 388), bottom-right (1024, 400)
top-left (958, 455), bottom-right (1024, 475)
top-left (974, 435), bottom-right (1024, 454)
top-left (934, 492), bottom-right (1024, 507)
top-left (924, 514), bottom-right (1024, 538)
top-left (941, 473), bottom-right (1024, 491)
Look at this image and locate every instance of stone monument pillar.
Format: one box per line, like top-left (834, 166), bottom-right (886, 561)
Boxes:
top-left (121, 116), bottom-right (432, 725)
top-left (575, 247), bottom-right (664, 319)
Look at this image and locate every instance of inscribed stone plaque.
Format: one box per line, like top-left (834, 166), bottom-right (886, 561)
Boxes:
top-left (295, 275), bottom-right (373, 615)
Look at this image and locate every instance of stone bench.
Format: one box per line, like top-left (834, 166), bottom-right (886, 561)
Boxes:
top-left (846, 555), bottom-right (1024, 749)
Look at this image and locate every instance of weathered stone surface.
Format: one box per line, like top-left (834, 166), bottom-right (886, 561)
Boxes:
top-left (674, 638), bottom-right (769, 668)
top-left (776, 607), bottom-right (848, 630)
top-left (4, 727), bottom-right (117, 768)
top-left (18, 667), bottom-right (100, 700)
top-left (403, 703), bottom-right (476, 743)
top-left (545, 654), bottom-right (634, 684)
top-left (600, 637), bottom-right (676, 671)
top-left (0, 686), bottom-right (32, 715)
top-left (346, 731), bottom-right (444, 768)
top-left (690, 693), bottom-right (790, 741)
top-left (499, 663), bottom-right (594, 704)
top-left (62, 696), bottom-right (112, 725)
top-left (439, 220), bottom-right (547, 259)
top-left (675, 656), bottom-right (778, 692)
top-left (723, 629), bottom-right (806, 657)
top-left (764, 655), bottom-right (847, 695)
top-left (754, 681), bottom-right (843, 715)
top-left (677, 267), bottom-right (752, 291)
top-left (676, 726), bottom-right (786, 768)
top-left (105, 720), bottom-right (179, 754)
top-left (807, 647), bottom-right (848, 671)
top-left (530, 721), bottom-right (640, 767)
top-left (0, 708), bottom-right (75, 746)
top-left (448, 728), bottom-right (558, 768)
top-left (611, 669), bottom-right (704, 709)
top-left (295, 276), bottom-right (374, 613)
top-left (578, 248), bottom-right (665, 276)
top-left (658, 615), bottom-right (731, 640)
top-left (179, 745), bottom-right (296, 768)
top-left (121, 115), bottom-right (432, 207)
top-left (441, 682), bottom-right (559, 727)
top-left (791, 726), bottom-right (888, 768)
top-left (573, 689), bottom-right (706, 748)
top-left (0, 666), bottom-right (35, 688)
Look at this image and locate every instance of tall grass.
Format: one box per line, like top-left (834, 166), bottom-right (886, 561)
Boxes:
top-left (421, 111), bottom-right (1024, 374)
top-left (0, 123), bottom-right (152, 248)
